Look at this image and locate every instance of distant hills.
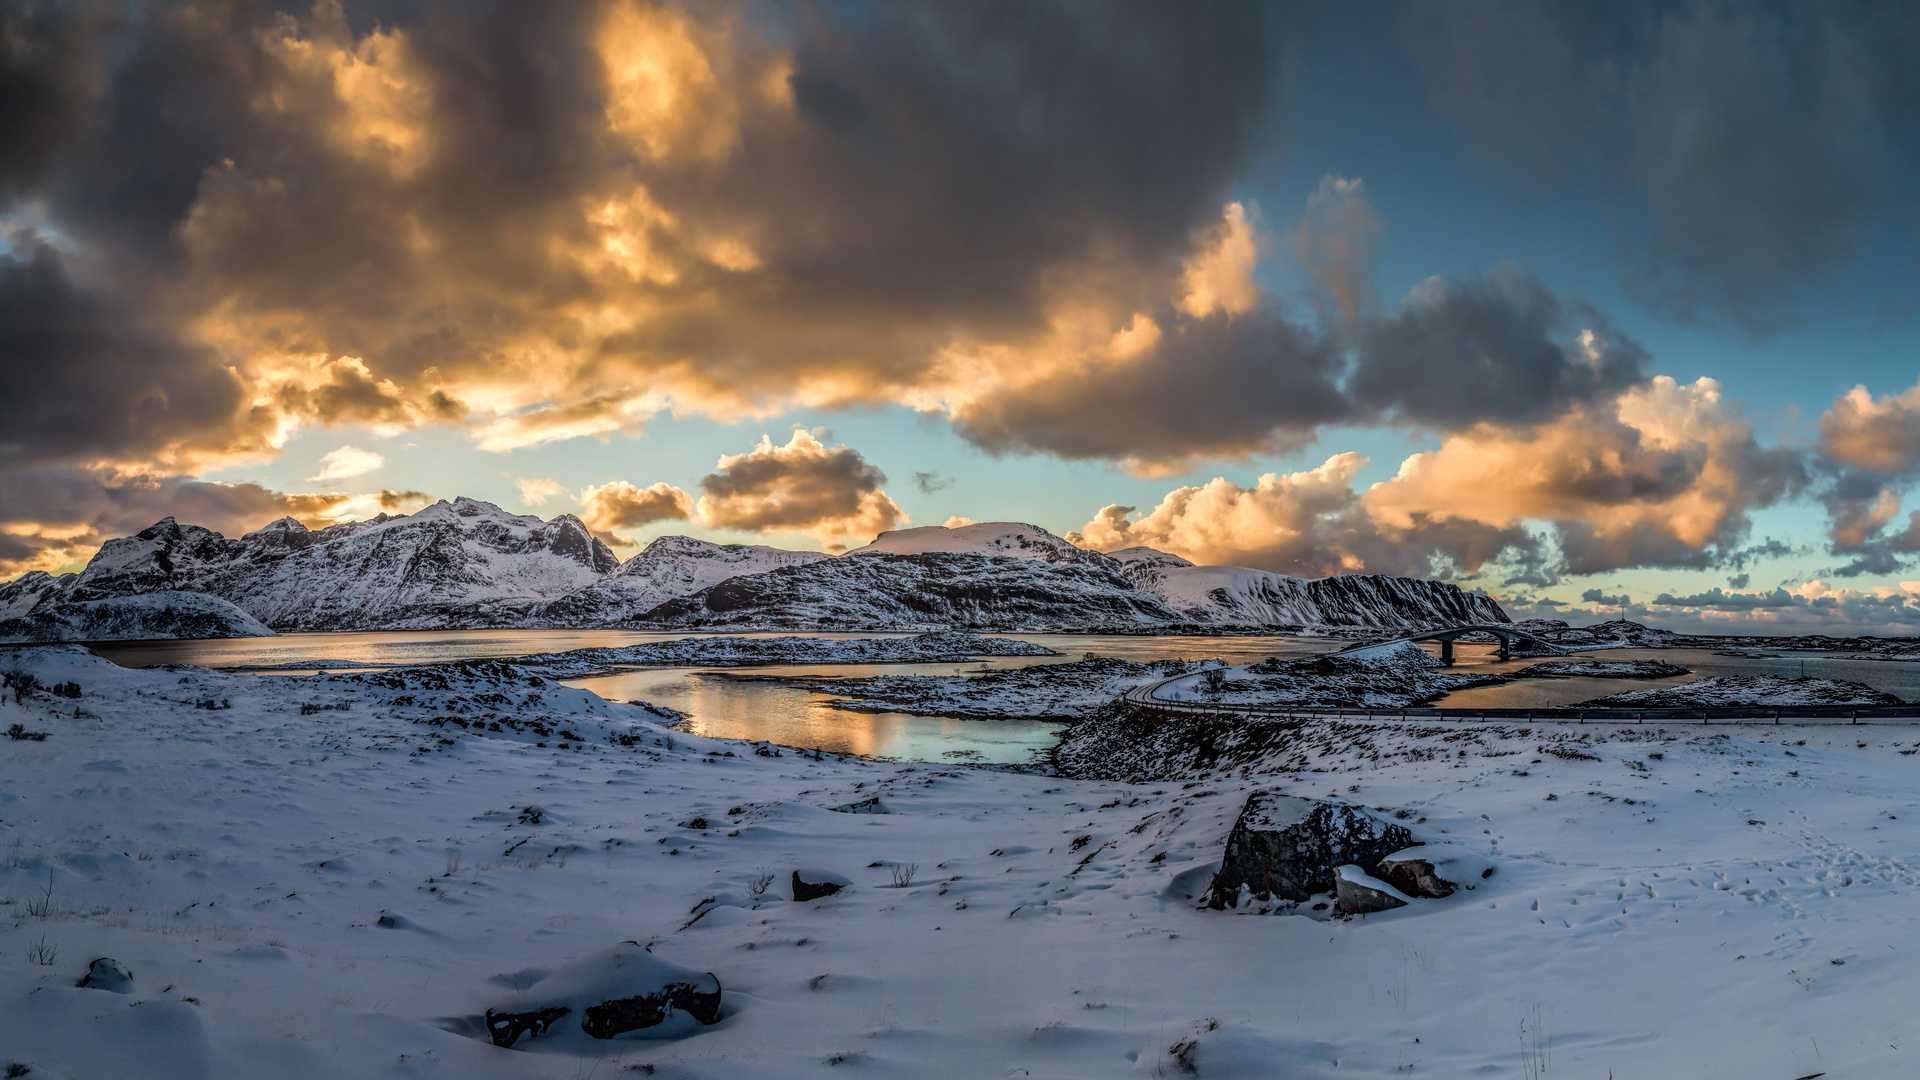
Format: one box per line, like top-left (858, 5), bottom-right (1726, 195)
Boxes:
top-left (0, 500), bottom-right (1506, 641)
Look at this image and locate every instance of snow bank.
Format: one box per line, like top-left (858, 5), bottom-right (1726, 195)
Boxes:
top-left (1579, 675), bottom-right (1905, 707)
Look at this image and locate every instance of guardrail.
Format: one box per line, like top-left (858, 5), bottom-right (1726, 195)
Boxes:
top-left (1122, 675), bottom-right (1920, 725)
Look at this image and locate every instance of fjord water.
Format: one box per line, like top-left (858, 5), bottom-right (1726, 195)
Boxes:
top-left (87, 630), bottom-right (1920, 761)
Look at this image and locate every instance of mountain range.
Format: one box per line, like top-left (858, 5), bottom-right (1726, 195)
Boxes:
top-left (0, 499), bottom-right (1507, 640)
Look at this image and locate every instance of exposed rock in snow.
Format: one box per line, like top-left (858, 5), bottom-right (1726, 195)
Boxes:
top-left (641, 552), bottom-right (1182, 631)
top-left (541, 535), bottom-right (828, 626)
top-left (780, 657), bottom-right (1206, 721)
top-left (1510, 659), bottom-right (1692, 679)
top-left (850, 521), bottom-right (1118, 568)
top-left (1205, 791), bottom-right (1416, 908)
top-left (483, 943), bottom-right (721, 1047)
top-left (1334, 866), bottom-right (1411, 914)
top-left (1578, 676), bottom-right (1905, 707)
top-left (78, 958), bottom-right (135, 994)
top-left (0, 591), bottom-right (275, 643)
top-left (791, 869), bottom-right (851, 901)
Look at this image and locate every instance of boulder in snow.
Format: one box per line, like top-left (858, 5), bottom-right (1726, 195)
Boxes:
top-left (791, 868), bottom-right (851, 901)
top-left (1334, 865), bottom-right (1411, 914)
top-left (78, 957), bottom-right (135, 993)
top-left (1206, 792), bottom-right (1415, 908)
top-left (829, 796), bottom-right (887, 814)
top-left (484, 943), bottom-right (721, 1047)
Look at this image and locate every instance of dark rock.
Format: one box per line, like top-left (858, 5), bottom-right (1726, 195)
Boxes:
top-left (1206, 792), bottom-right (1415, 908)
top-left (828, 796), bottom-right (886, 814)
top-left (485, 944), bottom-right (722, 1048)
top-left (581, 978), bottom-right (723, 1038)
top-left (486, 1005), bottom-right (570, 1048)
top-left (1373, 857), bottom-right (1455, 899)
top-left (78, 957), bottom-right (134, 993)
top-left (1334, 866), bottom-right (1410, 914)
top-left (792, 868), bottom-right (849, 902)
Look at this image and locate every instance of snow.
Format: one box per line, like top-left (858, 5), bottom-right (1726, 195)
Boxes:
top-left (0, 591), bottom-right (275, 643)
top-left (543, 536), bottom-right (829, 626)
top-left (487, 631), bottom-right (1059, 679)
top-left (1121, 561), bottom-right (1510, 629)
top-left (779, 656), bottom-right (1205, 720)
top-left (849, 521), bottom-right (1112, 565)
top-left (5, 645), bottom-right (1920, 1075)
top-left (1579, 675), bottom-right (1905, 707)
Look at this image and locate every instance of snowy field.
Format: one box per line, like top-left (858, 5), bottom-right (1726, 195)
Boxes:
top-left (4, 644), bottom-right (1920, 1077)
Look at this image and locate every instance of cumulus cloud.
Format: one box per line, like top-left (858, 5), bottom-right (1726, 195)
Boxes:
top-left (694, 430), bottom-right (904, 550)
top-left (1366, 376), bottom-right (1803, 574)
top-left (515, 477), bottom-right (566, 507)
top-left (309, 445), bottom-right (384, 482)
top-left (576, 480), bottom-right (694, 544)
top-left (1811, 379), bottom-right (1920, 575)
top-left (1401, 1), bottom-right (1920, 329)
top-left (1820, 381), bottom-right (1920, 473)
top-left (1078, 377), bottom-right (1804, 581)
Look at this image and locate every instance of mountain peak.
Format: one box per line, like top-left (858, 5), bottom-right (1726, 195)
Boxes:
top-left (849, 521), bottom-right (1111, 566)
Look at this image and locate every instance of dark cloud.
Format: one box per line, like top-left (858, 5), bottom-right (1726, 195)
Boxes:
top-left (912, 471), bottom-right (953, 495)
top-left (1401, 0), bottom-right (1920, 331)
top-left (0, 236), bottom-right (247, 468)
top-left (1579, 588), bottom-right (1630, 606)
top-left (1350, 265), bottom-right (1648, 430)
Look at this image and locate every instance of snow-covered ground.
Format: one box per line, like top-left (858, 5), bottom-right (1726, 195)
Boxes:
top-left (7, 644), bottom-right (1920, 1077)
top-left (1578, 675), bottom-right (1904, 707)
top-left (773, 657), bottom-right (1206, 720)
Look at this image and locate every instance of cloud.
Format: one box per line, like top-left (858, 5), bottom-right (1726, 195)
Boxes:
top-left (576, 480), bottom-right (693, 544)
top-left (1810, 379), bottom-right (1920, 575)
top-left (1579, 589), bottom-right (1631, 607)
top-left (1176, 201), bottom-right (1261, 319)
top-left (694, 430), bottom-right (904, 549)
top-left (1069, 451), bottom-right (1535, 579)
top-left (1290, 176), bottom-right (1381, 320)
top-left (309, 445), bottom-right (384, 482)
top-left (1349, 264), bottom-right (1648, 430)
top-left (1077, 376), bottom-right (1804, 581)
top-left (1365, 376), bottom-right (1803, 575)
top-left (913, 471), bottom-right (954, 495)
top-left (515, 477), bottom-right (565, 507)
top-left (1820, 381), bottom-right (1920, 473)
top-left (943, 515), bottom-right (975, 528)
top-left (1401, 1), bottom-right (1920, 330)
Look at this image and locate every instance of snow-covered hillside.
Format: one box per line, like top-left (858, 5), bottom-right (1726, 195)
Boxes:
top-left (0, 591), bottom-right (275, 643)
top-left (1115, 546), bottom-right (1508, 628)
top-left (850, 521), bottom-right (1118, 567)
top-left (643, 551), bottom-right (1182, 631)
top-left (542, 535), bottom-right (828, 626)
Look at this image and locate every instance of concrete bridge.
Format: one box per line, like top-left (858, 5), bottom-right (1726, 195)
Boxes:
top-left (1334, 624), bottom-right (1570, 665)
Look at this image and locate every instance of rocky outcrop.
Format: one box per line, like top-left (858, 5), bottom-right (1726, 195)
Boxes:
top-left (791, 868), bottom-right (850, 901)
top-left (1206, 792), bottom-right (1415, 908)
top-left (78, 957), bottom-right (135, 993)
top-left (0, 591), bottom-right (275, 643)
top-left (1334, 866), bottom-right (1411, 914)
top-left (541, 534), bottom-right (828, 626)
top-left (484, 943), bottom-right (721, 1048)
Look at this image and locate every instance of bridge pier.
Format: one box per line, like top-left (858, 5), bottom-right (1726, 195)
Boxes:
top-left (1439, 638), bottom-right (1453, 665)
top-left (1498, 638), bottom-right (1510, 661)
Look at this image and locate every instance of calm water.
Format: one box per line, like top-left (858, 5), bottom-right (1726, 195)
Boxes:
top-left (86, 631), bottom-right (1920, 761)
top-left (87, 629), bottom-right (1342, 764)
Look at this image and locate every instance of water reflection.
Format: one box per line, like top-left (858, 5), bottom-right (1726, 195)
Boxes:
top-left (560, 665), bottom-right (1063, 764)
top-left (1429, 642), bottom-right (1920, 708)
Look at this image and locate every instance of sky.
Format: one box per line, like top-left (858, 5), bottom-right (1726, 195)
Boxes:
top-left (6, 0), bottom-right (1920, 635)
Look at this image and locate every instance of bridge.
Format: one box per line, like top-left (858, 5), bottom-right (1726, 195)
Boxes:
top-left (1332, 623), bottom-right (1570, 664)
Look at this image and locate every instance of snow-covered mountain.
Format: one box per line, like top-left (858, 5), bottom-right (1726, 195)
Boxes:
top-left (541, 535), bottom-right (829, 626)
top-left (1112, 546), bottom-right (1508, 628)
top-left (0, 505), bottom-right (1507, 639)
top-left (10, 499), bottom-right (621, 633)
top-left (851, 522), bottom-right (1120, 568)
top-left (641, 551), bottom-right (1182, 631)
top-left (0, 591), bottom-right (275, 643)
